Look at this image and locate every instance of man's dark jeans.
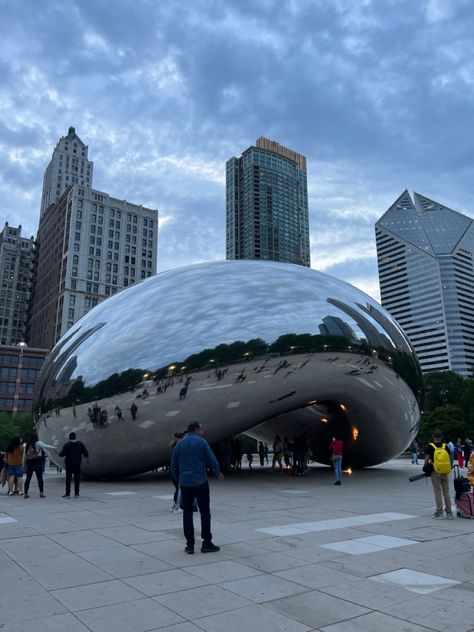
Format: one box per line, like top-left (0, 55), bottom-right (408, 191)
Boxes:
top-left (180, 481), bottom-right (212, 547)
top-left (65, 463), bottom-right (81, 495)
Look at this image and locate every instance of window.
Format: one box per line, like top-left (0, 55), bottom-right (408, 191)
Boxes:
top-left (105, 287), bottom-right (111, 296)
top-left (73, 255), bottom-right (79, 264)
top-left (110, 209), bottom-right (115, 218)
top-left (73, 243), bottom-right (80, 252)
top-left (115, 221), bottom-right (120, 229)
top-left (93, 283), bottom-right (99, 293)
top-left (68, 308), bottom-right (75, 319)
top-left (69, 295), bottom-right (76, 306)
top-left (95, 248), bottom-right (101, 257)
top-left (86, 282), bottom-right (92, 292)
top-left (113, 263), bottom-right (118, 273)
top-left (75, 232), bottom-right (81, 241)
top-left (76, 221), bottom-right (81, 230)
top-left (71, 279), bottom-right (77, 289)
top-left (77, 210), bottom-right (82, 219)
top-left (94, 272), bottom-right (99, 281)
top-left (144, 218), bottom-right (148, 227)
top-left (89, 246), bottom-right (94, 255)
top-left (72, 267), bottom-right (78, 277)
top-left (106, 262), bottom-right (111, 272)
top-left (95, 260), bottom-right (100, 269)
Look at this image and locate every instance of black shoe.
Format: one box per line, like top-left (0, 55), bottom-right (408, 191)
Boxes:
top-left (335, 481), bottom-right (341, 486)
top-left (185, 545), bottom-right (194, 554)
top-left (201, 542), bottom-right (220, 553)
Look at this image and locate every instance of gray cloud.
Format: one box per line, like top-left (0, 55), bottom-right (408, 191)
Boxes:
top-left (1, 0), bottom-right (474, 299)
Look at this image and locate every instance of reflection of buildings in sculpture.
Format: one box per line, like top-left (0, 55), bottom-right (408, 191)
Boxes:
top-left (226, 137), bottom-right (310, 267)
top-left (35, 261), bottom-right (422, 477)
top-left (0, 223), bottom-right (36, 346)
top-left (319, 316), bottom-right (357, 341)
top-left (29, 127), bottom-right (158, 351)
top-left (326, 298), bottom-right (394, 351)
top-left (376, 191), bottom-right (474, 377)
top-left (0, 343), bottom-right (48, 414)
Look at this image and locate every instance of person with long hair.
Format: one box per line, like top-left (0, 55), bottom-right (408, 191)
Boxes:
top-left (23, 434), bottom-right (56, 499)
top-left (5, 436), bottom-right (24, 496)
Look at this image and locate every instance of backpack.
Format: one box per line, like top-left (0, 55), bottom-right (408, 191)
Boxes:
top-left (26, 446), bottom-right (39, 462)
top-left (430, 443), bottom-right (451, 475)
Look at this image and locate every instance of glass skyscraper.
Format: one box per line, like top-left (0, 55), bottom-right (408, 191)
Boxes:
top-left (376, 190), bottom-right (474, 377)
top-left (226, 137), bottom-right (310, 267)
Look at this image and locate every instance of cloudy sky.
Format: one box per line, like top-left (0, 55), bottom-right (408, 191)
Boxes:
top-left (1, 0), bottom-right (473, 301)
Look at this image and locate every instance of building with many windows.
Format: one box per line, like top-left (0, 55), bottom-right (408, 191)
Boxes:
top-left (226, 137), bottom-right (310, 267)
top-left (375, 190), bottom-right (474, 377)
top-left (0, 343), bottom-right (48, 414)
top-left (0, 223), bottom-right (35, 345)
top-left (29, 128), bottom-right (158, 350)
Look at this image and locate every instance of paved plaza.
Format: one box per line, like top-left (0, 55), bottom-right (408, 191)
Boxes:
top-left (1, 459), bottom-right (473, 632)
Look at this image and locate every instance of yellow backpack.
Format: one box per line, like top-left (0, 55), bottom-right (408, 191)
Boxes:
top-left (430, 443), bottom-right (451, 475)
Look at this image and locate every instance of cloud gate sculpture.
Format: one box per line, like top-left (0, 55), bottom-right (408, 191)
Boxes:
top-left (35, 261), bottom-right (422, 478)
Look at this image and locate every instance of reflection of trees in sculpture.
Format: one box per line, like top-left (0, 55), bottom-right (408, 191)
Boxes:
top-left (41, 332), bottom-right (421, 413)
top-left (38, 368), bottom-right (145, 412)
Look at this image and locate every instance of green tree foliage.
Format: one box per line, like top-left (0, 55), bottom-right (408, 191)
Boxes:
top-left (418, 372), bottom-right (474, 446)
top-left (423, 371), bottom-right (465, 410)
top-left (0, 413), bottom-right (35, 449)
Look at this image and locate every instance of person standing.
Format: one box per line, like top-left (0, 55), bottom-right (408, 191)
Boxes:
top-left (5, 436), bottom-right (24, 496)
top-left (424, 429), bottom-right (453, 519)
top-left (130, 403), bottom-right (138, 421)
top-left (23, 434), bottom-right (55, 498)
top-left (58, 432), bottom-right (89, 498)
top-left (258, 441), bottom-right (265, 467)
top-left (410, 440), bottom-right (419, 465)
top-left (171, 421), bottom-right (223, 554)
top-left (329, 435), bottom-right (344, 485)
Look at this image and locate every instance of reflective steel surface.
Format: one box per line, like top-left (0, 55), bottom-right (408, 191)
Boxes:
top-left (35, 260), bottom-right (422, 478)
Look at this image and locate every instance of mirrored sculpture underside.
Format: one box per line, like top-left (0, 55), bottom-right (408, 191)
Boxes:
top-left (35, 261), bottom-right (422, 478)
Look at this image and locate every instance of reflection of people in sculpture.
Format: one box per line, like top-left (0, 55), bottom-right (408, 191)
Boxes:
top-left (258, 441), bottom-right (265, 466)
top-left (130, 403), bottom-right (138, 420)
top-left (179, 386), bottom-right (188, 400)
top-left (114, 406), bottom-right (123, 421)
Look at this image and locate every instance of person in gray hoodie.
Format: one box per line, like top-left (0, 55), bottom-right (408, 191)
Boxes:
top-left (58, 432), bottom-right (89, 498)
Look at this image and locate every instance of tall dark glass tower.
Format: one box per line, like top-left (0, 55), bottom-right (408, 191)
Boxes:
top-left (376, 190), bottom-right (474, 377)
top-left (226, 137), bottom-right (310, 267)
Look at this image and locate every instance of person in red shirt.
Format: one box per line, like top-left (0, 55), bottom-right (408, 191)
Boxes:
top-left (329, 436), bottom-right (344, 486)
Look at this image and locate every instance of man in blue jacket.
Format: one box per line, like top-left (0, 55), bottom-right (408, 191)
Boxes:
top-left (171, 421), bottom-right (224, 554)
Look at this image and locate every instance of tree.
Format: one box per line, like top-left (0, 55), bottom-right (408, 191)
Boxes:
top-left (0, 413), bottom-right (35, 449)
top-left (418, 405), bottom-right (471, 447)
top-left (423, 371), bottom-right (465, 410)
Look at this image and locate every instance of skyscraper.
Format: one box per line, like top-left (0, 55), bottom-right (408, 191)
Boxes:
top-left (226, 137), bottom-right (310, 267)
top-left (375, 190), bottom-right (474, 377)
top-left (0, 223), bottom-right (35, 345)
top-left (29, 128), bottom-right (158, 350)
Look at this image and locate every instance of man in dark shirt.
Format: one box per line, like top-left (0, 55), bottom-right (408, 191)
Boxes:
top-left (171, 421), bottom-right (223, 554)
top-left (424, 429), bottom-right (453, 519)
top-left (58, 432), bottom-right (89, 498)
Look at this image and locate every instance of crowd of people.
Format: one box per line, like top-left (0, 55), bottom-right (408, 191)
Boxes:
top-left (0, 432), bottom-right (89, 499)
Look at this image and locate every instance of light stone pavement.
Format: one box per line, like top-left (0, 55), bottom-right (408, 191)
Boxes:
top-left (1, 459), bottom-right (473, 632)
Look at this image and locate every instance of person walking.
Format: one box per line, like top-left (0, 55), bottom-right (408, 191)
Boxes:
top-left (130, 403), bottom-right (138, 421)
top-left (58, 432), bottom-right (89, 498)
top-left (23, 434), bottom-right (55, 498)
top-left (258, 441), bottom-right (265, 467)
top-left (329, 435), bottom-right (344, 485)
top-left (424, 429), bottom-right (453, 519)
top-left (171, 421), bottom-right (223, 554)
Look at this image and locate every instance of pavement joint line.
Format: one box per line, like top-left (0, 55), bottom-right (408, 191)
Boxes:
top-left (256, 512), bottom-right (417, 536)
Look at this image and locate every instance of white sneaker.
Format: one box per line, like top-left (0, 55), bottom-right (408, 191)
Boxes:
top-left (446, 512), bottom-right (454, 519)
top-left (432, 512), bottom-right (443, 519)
top-left (173, 507), bottom-right (183, 513)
